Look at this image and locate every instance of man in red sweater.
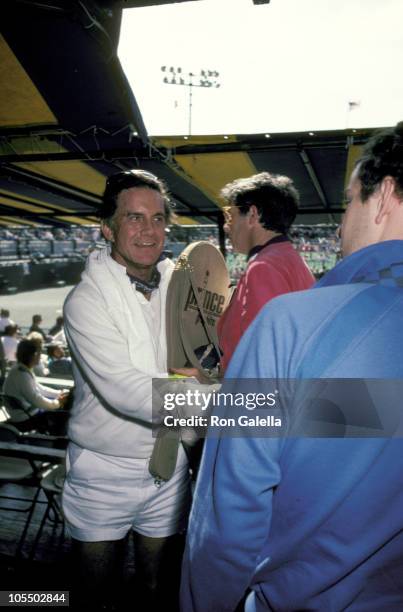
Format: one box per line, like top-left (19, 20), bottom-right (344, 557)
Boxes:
top-left (218, 172), bottom-right (315, 373)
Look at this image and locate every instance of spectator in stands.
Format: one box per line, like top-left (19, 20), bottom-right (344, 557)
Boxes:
top-left (3, 338), bottom-right (68, 432)
top-left (26, 331), bottom-right (49, 376)
top-left (1, 324), bottom-right (19, 363)
top-left (29, 314), bottom-right (48, 341)
top-left (54, 228), bottom-right (67, 240)
top-left (0, 308), bottom-right (14, 334)
top-left (1, 228), bottom-right (16, 240)
top-left (49, 315), bottom-right (64, 337)
top-left (0, 335), bottom-right (5, 386)
top-left (75, 228), bottom-right (85, 239)
top-left (47, 343), bottom-right (72, 378)
top-left (20, 228), bottom-right (34, 239)
top-left (181, 123), bottom-right (403, 611)
top-left (38, 228), bottom-right (54, 240)
top-left (90, 227), bottom-right (100, 242)
top-left (217, 172), bottom-right (315, 373)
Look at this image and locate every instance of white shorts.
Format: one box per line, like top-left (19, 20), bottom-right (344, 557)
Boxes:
top-left (62, 442), bottom-right (191, 542)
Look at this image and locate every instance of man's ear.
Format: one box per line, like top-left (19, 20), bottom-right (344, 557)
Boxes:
top-left (248, 204), bottom-right (260, 226)
top-left (101, 220), bottom-right (114, 242)
top-left (375, 176), bottom-right (398, 224)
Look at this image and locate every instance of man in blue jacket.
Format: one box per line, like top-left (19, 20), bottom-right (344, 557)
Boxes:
top-left (181, 122), bottom-right (403, 611)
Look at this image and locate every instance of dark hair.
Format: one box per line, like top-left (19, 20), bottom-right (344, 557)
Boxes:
top-left (47, 344), bottom-right (63, 358)
top-left (4, 324), bottom-right (17, 336)
top-left (1, 309), bottom-right (9, 317)
top-left (98, 170), bottom-right (172, 224)
top-left (356, 121), bottom-right (403, 201)
top-left (220, 172), bottom-right (299, 234)
top-left (16, 338), bottom-right (38, 367)
top-left (32, 314), bottom-right (42, 324)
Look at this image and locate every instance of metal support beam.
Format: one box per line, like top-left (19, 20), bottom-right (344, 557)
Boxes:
top-left (0, 209), bottom-right (96, 218)
top-left (1, 165), bottom-right (101, 205)
top-left (298, 148), bottom-right (328, 209)
top-left (0, 150), bottom-right (150, 163)
top-left (217, 210), bottom-right (226, 258)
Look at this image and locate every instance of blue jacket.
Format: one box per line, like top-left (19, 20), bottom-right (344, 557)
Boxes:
top-left (181, 241), bottom-right (403, 612)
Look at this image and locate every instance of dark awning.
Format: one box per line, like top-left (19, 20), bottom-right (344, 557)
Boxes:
top-left (0, 0), bottom-right (380, 228)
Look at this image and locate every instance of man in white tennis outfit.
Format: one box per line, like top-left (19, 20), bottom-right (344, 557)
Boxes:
top-left (62, 170), bottom-right (190, 610)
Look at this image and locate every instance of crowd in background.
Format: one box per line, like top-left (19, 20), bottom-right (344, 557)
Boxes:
top-left (0, 226), bottom-right (102, 263)
top-left (169, 222), bottom-right (340, 280)
top-left (0, 222), bottom-right (340, 281)
top-left (0, 226), bottom-right (101, 243)
top-left (0, 309), bottom-right (72, 384)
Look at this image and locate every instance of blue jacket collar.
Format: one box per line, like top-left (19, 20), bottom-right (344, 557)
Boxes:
top-left (316, 240), bottom-right (403, 288)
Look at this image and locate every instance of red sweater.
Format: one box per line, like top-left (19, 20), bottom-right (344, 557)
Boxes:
top-left (217, 239), bottom-right (314, 373)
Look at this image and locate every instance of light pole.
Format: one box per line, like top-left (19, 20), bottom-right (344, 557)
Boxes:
top-left (161, 66), bottom-right (221, 135)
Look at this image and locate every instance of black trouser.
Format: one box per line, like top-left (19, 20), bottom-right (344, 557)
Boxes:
top-left (12, 410), bottom-right (69, 436)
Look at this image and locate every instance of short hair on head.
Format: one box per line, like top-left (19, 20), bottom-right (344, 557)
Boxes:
top-left (1, 309), bottom-right (10, 317)
top-left (356, 121), bottom-right (403, 201)
top-left (17, 338), bottom-right (38, 367)
top-left (47, 344), bottom-right (63, 358)
top-left (32, 314), bottom-right (42, 323)
top-left (98, 169), bottom-right (173, 225)
top-left (4, 324), bottom-right (17, 336)
top-left (220, 171), bottom-right (299, 234)
top-left (26, 331), bottom-right (43, 348)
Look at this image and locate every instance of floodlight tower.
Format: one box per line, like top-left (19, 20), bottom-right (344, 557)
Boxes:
top-left (161, 66), bottom-right (221, 135)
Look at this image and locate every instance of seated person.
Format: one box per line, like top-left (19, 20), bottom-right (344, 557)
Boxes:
top-left (26, 331), bottom-right (49, 376)
top-left (0, 334), bottom-right (5, 387)
top-left (1, 324), bottom-right (20, 364)
top-left (0, 308), bottom-right (14, 335)
top-left (49, 315), bottom-right (64, 337)
top-left (47, 344), bottom-right (73, 378)
top-left (49, 315), bottom-right (67, 346)
top-left (29, 314), bottom-right (50, 342)
top-left (2, 338), bottom-right (69, 432)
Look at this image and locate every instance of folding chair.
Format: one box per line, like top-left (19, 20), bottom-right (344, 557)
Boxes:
top-left (0, 423), bottom-right (44, 557)
top-left (2, 394), bottom-right (69, 437)
top-left (29, 463), bottom-right (66, 561)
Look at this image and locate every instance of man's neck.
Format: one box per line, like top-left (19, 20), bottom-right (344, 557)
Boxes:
top-left (247, 232), bottom-right (287, 260)
top-left (126, 265), bottom-right (161, 299)
top-left (126, 266), bottom-right (154, 282)
top-left (110, 249), bottom-right (154, 282)
top-left (250, 228), bottom-right (282, 251)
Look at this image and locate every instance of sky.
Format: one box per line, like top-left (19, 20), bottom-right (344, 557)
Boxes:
top-left (118, 0), bottom-right (403, 136)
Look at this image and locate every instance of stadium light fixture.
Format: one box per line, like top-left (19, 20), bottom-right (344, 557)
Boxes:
top-left (161, 65), bottom-right (221, 135)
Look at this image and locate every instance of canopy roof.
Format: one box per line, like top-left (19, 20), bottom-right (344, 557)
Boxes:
top-left (0, 0), bottom-right (380, 229)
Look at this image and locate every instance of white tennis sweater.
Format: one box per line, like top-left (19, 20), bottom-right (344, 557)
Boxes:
top-left (64, 247), bottom-right (174, 458)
